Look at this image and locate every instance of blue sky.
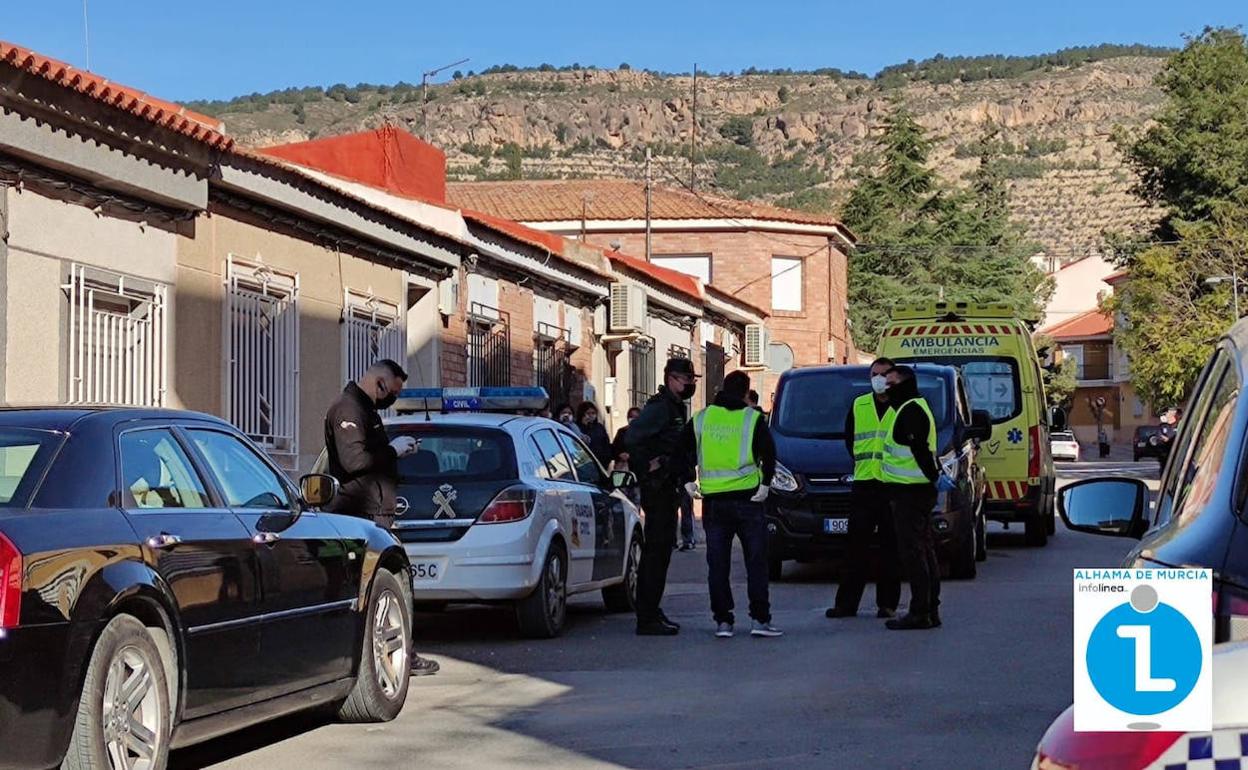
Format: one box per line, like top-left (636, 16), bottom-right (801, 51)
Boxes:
top-left (1, 1), bottom-right (1243, 101)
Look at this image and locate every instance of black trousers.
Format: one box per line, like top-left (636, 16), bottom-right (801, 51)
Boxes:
top-left (703, 496), bottom-right (771, 624)
top-left (833, 482), bottom-right (901, 613)
top-left (891, 484), bottom-right (940, 617)
top-left (636, 480), bottom-right (679, 623)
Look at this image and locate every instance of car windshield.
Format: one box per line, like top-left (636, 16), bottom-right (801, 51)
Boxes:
top-left (773, 371), bottom-right (950, 438)
top-left (388, 426), bottom-right (516, 483)
top-left (899, 357), bottom-right (1021, 424)
top-left (0, 428), bottom-right (60, 507)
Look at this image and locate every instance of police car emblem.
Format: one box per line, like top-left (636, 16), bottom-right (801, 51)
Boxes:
top-left (432, 484), bottom-right (458, 519)
top-left (395, 496), bottom-right (410, 515)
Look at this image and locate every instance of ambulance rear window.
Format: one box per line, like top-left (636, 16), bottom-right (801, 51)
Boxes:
top-left (906, 357), bottom-right (1022, 423)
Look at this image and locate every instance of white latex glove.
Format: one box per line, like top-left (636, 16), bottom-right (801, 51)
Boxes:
top-left (750, 485), bottom-right (770, 503)
top-left (684, 481), bottom-right (702, 500)
top-left (390, 435), bottom-right (419, 458)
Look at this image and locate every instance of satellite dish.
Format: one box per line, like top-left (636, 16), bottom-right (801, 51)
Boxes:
top-left (766, 342), bottom-right (795, 373)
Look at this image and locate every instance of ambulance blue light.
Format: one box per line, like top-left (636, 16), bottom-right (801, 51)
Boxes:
top-left (394, 387), bottom-right (550, 414)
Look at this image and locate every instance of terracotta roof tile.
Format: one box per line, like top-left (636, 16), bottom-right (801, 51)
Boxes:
top-left (447, 179), bottom-right (851, 233)
top-left (1042, 309), bottom-right (1114, 340)
top-left (0, 40), bottom-right (232, 150)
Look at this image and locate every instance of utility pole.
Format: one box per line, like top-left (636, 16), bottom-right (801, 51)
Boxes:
top-left (645, 147), bottom-right (653, 261)
top-left (421, 57), bottom-right (470, 142)
top-left (82, 0), bottom-right (91, 70)
top-left (690, 63), bottom-right (698, 191)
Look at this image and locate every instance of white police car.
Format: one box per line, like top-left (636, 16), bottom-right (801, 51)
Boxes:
top-left (317, 388), bottom-right (643, 639)
top-left (1032, 641), bottom-right (1248, 769)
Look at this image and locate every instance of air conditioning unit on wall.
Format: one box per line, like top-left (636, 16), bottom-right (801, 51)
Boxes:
top-left (744, 324), bottom-right (767, 367)
top-left (609, 282), bottom-right (647, 333)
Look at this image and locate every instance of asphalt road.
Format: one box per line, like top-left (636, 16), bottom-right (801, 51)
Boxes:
top-left (173, 460), bottom-right (1159, 770)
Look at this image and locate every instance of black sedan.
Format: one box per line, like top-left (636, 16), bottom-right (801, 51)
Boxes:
top-left (0, 407), bottom-right (413, 770)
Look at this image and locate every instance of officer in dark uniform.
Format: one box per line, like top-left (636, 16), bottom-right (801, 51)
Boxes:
top-left (626, 356), bottom-right (699, 636)
top-left (323, 359), bottom-right (440, 675)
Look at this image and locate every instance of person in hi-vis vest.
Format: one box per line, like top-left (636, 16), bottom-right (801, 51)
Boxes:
top-left (880, 365), bottom-right (956, 631)
top-left (826, 357), bottom-right (902, 621)
top-left (682, 371), bottom-right (782, 639)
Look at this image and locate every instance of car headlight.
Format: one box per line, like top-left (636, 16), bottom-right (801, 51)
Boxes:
top-left (771, 462), bottom-right (799, 493)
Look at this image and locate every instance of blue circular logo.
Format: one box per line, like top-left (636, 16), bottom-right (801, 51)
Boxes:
top-left (1086, 588), bottom-right (1202, 715)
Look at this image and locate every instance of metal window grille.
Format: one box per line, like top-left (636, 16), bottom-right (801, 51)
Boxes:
top-left (535, 322), bottom-right (572, 406)
top-left (225, 257), bottom-right (299, 463)
top-left (343, 289), bottom-right (405, 381)
top-left (64, 264), bottom-right (168, 406)
top-left (630, 337), bottom-right (656, 408)
top-left (467, 302), bottom-right (510, 387)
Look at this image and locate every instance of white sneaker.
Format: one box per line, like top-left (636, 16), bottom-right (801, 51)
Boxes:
top-left (751, 621), bottom-right (783, 638)
top-left (715, 622), bottom-right (734, 638)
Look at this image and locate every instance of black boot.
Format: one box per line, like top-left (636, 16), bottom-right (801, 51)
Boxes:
top-left (658, 610), bottom-right (681, 630)
top-left (825, 607), bottom-right (856, 619)
top-left (636, 619), bottom-right (680, 636)
top-left (411, 655), bottom-right (441, 676)
top-left (876, 607), bottom-right (897, 619)
top-left (930, 609), bottom-right (942, 628)
top-left (885, 613), bottom-right (934, 631)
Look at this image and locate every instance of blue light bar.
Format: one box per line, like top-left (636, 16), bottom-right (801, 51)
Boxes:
top-left (395, 387), bottom-right (550, 414)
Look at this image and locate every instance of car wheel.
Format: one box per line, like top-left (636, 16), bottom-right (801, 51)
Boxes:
top-left (948, 522), bottom-right (978, 580)
top-left (517, 543), bottom-right (567, 638)
top-left (63, 614), bottom-right (172, 770)
top-left (603, 529), bottom-right (642, 613)
top-left (974, 511), bottom-right (987, 562)
top-left (337, 569), bottom-right (412, 723)
top-left (1024, 513), bottom-right (1049, 546)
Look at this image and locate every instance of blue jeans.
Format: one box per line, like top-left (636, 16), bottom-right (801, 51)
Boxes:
top-left (679, 490), bottom-right (696, 546)
top-left (703, 496), bottom-right (771, 625)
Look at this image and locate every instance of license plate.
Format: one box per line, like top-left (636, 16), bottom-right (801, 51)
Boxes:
top-left (823, 518), bottom-right (848, 534)
top-left (410, 559), bottom-right (444, 582)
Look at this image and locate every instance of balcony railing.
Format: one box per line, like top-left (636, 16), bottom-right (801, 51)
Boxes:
top-left (1076, 363), bottom-right (1113, 382)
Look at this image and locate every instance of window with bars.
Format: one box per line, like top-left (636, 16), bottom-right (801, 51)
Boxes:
top-left (342, 289), bottom-right (405, 382)
top-left (468, 302), bottom-right (511, 387)
top-left (630, 337), bottom-right (656, 408)
top-left (225, 257), bottom-right (299, 463)
top-left (64, 264), bottom-right (168, 406)
top-left (534, 323), bottom-right (573, 406)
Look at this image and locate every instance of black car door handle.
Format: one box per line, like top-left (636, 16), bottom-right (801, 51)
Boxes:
top-left (146, 533), bottom-right (183, 549)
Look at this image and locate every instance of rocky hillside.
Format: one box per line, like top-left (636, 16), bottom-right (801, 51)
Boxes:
top-left (196, 55), bottom-right (1170, 259)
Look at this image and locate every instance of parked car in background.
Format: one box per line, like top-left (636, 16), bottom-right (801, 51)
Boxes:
top-left (1059, 319), bottom-right (1248, 644)
top-left (1032, 641), bottom-right (1248, 770)
top-left (0, 407), bottom-right (413, 770)
top-left (765, 364), bottom-right (992, 580)
top-left (1049, 431), bottom-right (1080, 462)
top-left (1133, 424), bottom-right (1164, 462)
top-left (313, 388), bottom-right (644, 639)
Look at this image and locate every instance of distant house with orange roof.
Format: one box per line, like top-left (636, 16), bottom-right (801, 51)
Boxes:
top-left (447, 178), bottom-right (855, 404)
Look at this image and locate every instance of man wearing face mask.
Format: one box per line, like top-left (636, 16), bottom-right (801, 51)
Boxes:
top-left (880, 364), bottom-right (954, 631)
top-left (324, 360), bottom-right (440, 675)
top-left (826, 357), bottom-right (902, 620)
top-left (626, 357), bottom-right (700, 636)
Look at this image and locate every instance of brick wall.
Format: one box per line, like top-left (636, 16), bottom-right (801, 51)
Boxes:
top-left (584, 228), bottom-right (853, 368)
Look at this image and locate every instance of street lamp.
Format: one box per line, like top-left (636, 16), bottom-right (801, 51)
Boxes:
top-left (421, 57), bottom-right (470, 141)
top-left (1205, 272), bottom-right (1241, 319)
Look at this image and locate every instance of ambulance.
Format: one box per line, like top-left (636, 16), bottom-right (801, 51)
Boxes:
top-left (877, 302), bottom-right (1056, 546)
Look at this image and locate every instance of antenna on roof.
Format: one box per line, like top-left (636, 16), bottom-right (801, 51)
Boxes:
top-left (82, 0), bottom-right (91, 70)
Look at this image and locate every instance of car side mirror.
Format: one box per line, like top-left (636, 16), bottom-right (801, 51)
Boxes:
top-left (966, 410), bottom-right (993, 442)
top-left (1058, 478), bottom-right (1149, 539)
top-left (610, 470), bottom-right (637, 490)
top-left (300, 473), bottom-right (339, 509)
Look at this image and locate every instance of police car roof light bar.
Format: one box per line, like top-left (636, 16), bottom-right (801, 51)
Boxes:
top-left (395, 387), bottom-right (550, 415)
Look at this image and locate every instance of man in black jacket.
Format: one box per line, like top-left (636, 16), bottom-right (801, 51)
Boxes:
top-left (681, 371), bottom-right (780, 638)
top-left (880, 365), bottom-right (952, 631)
top-left (324, 360), bottom-right (418, 529)
top-left (626, 356), bottom-right (699, 636)
top-left (323, 360), bottom-right (440, 674)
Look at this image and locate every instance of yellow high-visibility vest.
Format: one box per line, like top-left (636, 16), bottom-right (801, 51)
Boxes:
top-left (881, 397), bottom-right (937, 485)
top-left (693, 406), bottom-right (762, 494)
top-left (851, 394), bottom-right (894, 482)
